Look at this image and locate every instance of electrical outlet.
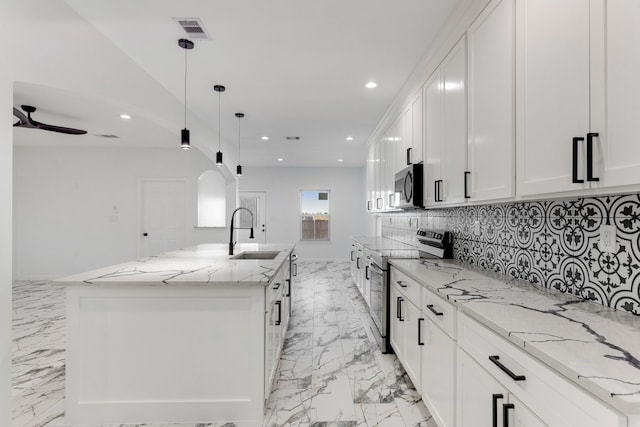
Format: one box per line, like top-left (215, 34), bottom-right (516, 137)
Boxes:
top-left (599, 225), bottom-right (617, 253)
top-left (473, 220), bottom-right (481, 235)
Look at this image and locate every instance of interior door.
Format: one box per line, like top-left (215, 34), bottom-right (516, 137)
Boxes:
top-left (238, 191), bottom-right (266, 243)
top-left (140, 180), bottom-right (186, 257)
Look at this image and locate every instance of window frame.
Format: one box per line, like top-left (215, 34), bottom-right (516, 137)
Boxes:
top-left (299, 190), bottom-right (331, 242)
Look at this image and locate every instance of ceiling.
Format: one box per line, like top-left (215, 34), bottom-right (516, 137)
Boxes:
top-left (15, 0), bottom-right (461, 167)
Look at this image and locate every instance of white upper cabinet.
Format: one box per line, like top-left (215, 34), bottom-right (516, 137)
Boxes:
top-left (425, 37), bottom-right (468, 206)
top-left (400, 92), bottom-right (424, 169)
top-left (590, 0), bottom-right (640, 190)
top-left (467, 0), bottom-right (515, 202)
top-left (516, 0), bottom-right (591, 196)
top-left (516, 0), bottom-right (640, 197)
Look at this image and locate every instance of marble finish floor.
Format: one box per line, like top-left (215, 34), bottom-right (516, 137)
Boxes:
top-left (12, 261), bottom-right (434, 427)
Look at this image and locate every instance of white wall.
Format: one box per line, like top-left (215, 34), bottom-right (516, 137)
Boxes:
top-left (13, 146), bottom-right (234, 280)
top-left (239, 167), bottom-right (365, 259)
top-left (0, 0), bottom-right (13, 423)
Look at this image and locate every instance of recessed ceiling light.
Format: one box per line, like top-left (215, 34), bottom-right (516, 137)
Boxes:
top-left (120, 114), bottom-right (132, 119)
top-left (277, 158), bottom-right (284, 162)
top-left (261, 136), bottom-right (270, 140)
top-left (337, 159), bottom-right (344, 162)
top-left (345, 136), bottom-right (354, 141)
top-left (365, 81), bottom-right (378, 89)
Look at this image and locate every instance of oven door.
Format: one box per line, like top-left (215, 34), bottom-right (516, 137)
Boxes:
top-left (368, 260), bottom-right (385, 338)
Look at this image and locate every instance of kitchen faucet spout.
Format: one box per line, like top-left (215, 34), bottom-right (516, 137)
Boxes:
top-left (229, 207), bottom-right (255, 255)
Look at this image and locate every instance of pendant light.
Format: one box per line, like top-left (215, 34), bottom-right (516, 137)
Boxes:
top-left (235, 112), bottom-right (245, 176)
top-left (214, 84), bottom-right (226, 166)
top-left (178, 38), bottom-right (194, 150)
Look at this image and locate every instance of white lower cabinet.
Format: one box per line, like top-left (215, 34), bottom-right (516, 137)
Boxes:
top-left (421, 314), bottom-right (456, 427)
top-left (403, 296), bottom-right (422, 392)
top-left (264, 267), bottom-right (289, 398)
top-left (389, 284), bottom-right (405, 362)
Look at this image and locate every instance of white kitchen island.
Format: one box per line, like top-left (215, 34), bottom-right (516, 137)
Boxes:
top-left (54, 243), bottom-right (296, 426)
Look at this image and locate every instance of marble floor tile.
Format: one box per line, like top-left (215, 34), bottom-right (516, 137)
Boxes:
top-left (12, 261), bottom-right (432, 427)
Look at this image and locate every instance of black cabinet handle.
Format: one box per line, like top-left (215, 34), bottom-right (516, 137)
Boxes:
top-left (572, 137), bottom-right (585, 183)
top-left (407, 147), bottom-right (412, 165)
top-left (426, 304), bottom-right (444, 316)
top-left (399, 297), bottom-right (404, 321)
top-left (365, 265), bottom-right (370, 280)
top-left (464, 171), bottom-right (471, 199)
top-left (285, 279), bottom-right (291, 297)
top-left (434, 180), bottom-right (438, 203)
top-left (396, 296), bottom-right (401, 320)
top-left (293, 263), bottom-right (298, 276)
top-left (489, 355), bottom-right (526, 381)
top-left (351, 251), bottom-right (355, 261)
top-left (367, 200), bottom-right (372, 211)
top-left (273, 282), bottom-right (281, 290)
top-left (357, 258), bottom-right (361, 269)
top-left (275, 301), bottom-right (282, 326)
top-left (434, 180), bottom-right (443, 202)
top-left (503, 403), bottom-right (514, 427)
top-left (492, 394), bottom-right (504, 427)
top-left (397, 280), bottom-right (407, 288)
top-left (418, 318), bottom-right (424, 346)
top-left (143, 232), bottom-right (148, 236)
top-left (587, 132), bottom-right (600, 182)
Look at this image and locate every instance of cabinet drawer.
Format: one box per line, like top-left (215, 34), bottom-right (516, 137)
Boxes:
top-left (458, 312), bottom-right (626, 427)
top-left (421, 286), bottom-right (456, 339)
top-left (266, 278), bottom-right (285, 306)
top-left (390, 267), bottom-right (422, 306)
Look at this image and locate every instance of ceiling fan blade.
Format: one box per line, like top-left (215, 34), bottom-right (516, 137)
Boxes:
top-left (32, 120), bottom-right (87, 135)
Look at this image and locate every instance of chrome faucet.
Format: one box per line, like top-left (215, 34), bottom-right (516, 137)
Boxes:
top-left (229, 207), bottom-right (255, 255)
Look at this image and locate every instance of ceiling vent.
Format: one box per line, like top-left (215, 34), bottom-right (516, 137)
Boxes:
top-left (95, 134), bottom-right (120, 139)
top-left (286, 136), bottom-right (301, 141)
top-left (174, 18), bottom-right (211, 40)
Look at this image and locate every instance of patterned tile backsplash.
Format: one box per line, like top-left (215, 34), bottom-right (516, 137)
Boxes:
top-left (380, 193), bottom-right (640, 315)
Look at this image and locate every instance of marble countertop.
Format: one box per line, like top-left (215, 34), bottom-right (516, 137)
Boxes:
top-left (352, 236), bottom-right (419, 258)
top-left (389, 258), bottom-right (640, 414)
top-left (54, 243), bottom-right (295, 287)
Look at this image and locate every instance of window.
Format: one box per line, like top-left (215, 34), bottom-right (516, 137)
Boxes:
top-left (197, 170), bottom-right (226, 227)
top-left (300, 190), bottom-right (330, 241)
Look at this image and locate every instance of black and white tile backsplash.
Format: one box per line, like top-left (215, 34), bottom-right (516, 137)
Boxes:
top-left (380, 193), bottom-right (640, 315)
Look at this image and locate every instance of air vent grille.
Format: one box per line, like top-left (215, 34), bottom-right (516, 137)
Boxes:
top-left (286, 136), bottom-right (301, 141)
top-left (174, 18), bottom-right (211, 40)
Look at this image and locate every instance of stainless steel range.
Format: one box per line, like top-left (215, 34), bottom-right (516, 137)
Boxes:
top-left (362, 229), bottom-right (452, 353)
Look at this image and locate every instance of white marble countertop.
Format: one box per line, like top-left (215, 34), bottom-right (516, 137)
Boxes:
top-left (352, 236), bottom-right (419, 258)
top-left (54, 243), bottom-right (295, 287)
top-left (389, 258), bottom-right (640, 414)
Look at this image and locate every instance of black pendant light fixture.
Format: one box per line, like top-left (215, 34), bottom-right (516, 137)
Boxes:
top-left (214, 84), bottom-right (226, 166)
top-left (178, 38), bottom-right (194, 150)
top-left (235, 112), bottom-right (245, 176)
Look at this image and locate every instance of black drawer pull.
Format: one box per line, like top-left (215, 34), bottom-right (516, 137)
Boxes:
top-left (285, 279), bottom-right (291, 297)
top-left (273, 282), bottom-right (281, 290)
top-left (426, 304), bottom-right (444, 316)
top-left (365, 265), bottom-right (370, 280)
top-left (350, 251), bottom-right (355, 261)
top-left (397, 280), bottom-right (407, 288)
top-left (397, 297), bottom-right (404, 321)
top-left (489, 355), bottom-right (526, 381)
top-left (492, 394), bottom-right (504, 427)
top-left (418, 318), bottom-right (424, 346)
top-left (587, 132), bottom-right (600, 182)
top-left (503, 403), bottom-right (514, 427)
top-left (275, 301), bottom-right (282, 326)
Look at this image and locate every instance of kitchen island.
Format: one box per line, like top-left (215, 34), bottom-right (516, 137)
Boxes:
top-left (54, 242), bottom-right (296, 426)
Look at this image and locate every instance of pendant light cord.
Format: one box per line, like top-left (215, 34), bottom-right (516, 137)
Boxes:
top-left (238, 116), bottom-right (241, 162)
top-left (218, 92), bottom-right (221, 151)
top-left (184, 46), bottom-right (187, 127)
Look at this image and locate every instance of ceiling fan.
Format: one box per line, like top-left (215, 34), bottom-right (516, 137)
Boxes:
top-left (13, 105), bottom-right (87, 135)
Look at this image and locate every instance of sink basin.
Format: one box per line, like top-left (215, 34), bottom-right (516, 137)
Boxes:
top-left (231, 251), bottom-right (280, 260)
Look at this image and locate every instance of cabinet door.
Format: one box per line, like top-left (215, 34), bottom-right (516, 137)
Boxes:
top-left (411, 92), bottom-right (424, 164)
top-left (458, 350), bottom-right (508, 427)
top-left (467, 0), bottom-right (515, 202)
top-left (441, 37), bottom-right (468, 204)
top-left (402, 105), bottom-right (413, 166)
top-left (389, 285), bottom-right (405, 357)
top-left (385, 129), bottom-right (398, 208)
top-left (422, 318), bottom-right (456, 427)
top-left (515, 0), bottom-right (591, 196)
top-left (374, 139), bottom-right (383, 210)
top-left (424, 70), bottom-right (442, 207)
top-left (264, 302), bottom-right (277, 397)
top-left (506, 394), bottom-right (546, 427)
top-left (591, 0), bottom-right (640, 189)
top-left (366, 145), bottom-right (375, 211)
top-left (403, 300), bottom-right (422, 392)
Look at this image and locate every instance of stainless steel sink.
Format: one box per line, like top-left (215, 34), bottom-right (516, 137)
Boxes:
top-left (231, 251), bottom-right (280, 260)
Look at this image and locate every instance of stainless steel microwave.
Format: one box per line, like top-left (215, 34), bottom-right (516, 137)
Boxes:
top-left (394, 163), bottom-right (423, 209)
